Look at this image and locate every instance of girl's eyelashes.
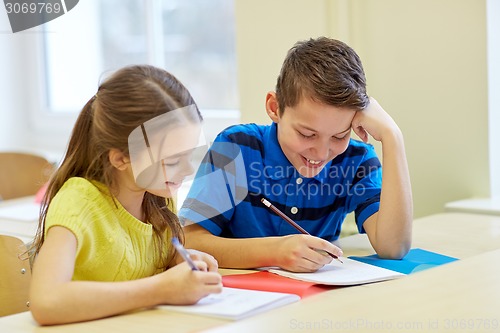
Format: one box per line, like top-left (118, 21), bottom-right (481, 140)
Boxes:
top-left (163, 160), bottom-right (180, 167)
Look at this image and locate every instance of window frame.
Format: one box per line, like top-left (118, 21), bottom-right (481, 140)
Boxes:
top-left (27, 0), bottom-right (240, 150)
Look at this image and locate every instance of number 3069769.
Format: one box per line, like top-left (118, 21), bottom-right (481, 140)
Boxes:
top-left (5, 2), bottom-right (62, 14)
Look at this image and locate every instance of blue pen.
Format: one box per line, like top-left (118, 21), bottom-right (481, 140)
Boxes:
top-left (172, 237), bottom-right (199, 271)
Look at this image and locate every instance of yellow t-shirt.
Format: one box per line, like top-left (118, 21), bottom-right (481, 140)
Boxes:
top-left (45, 177), bottom-right (166, 281)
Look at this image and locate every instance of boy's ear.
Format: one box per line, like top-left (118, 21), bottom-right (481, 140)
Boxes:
top-left (265, 92), bottom-right (280, 123)
top-left (109, 149), bottom-right (130, 171)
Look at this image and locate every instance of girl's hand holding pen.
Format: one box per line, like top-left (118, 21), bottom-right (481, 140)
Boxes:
top-left (155, 261), bottom-right (223, 305)
top-left (154, 237), bottom-right (222, 305)
top-left (173, 247), bottom-right (219, 272)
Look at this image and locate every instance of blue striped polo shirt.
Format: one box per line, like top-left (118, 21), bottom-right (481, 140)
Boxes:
top-left (179, 122), bottom-right (382, 241)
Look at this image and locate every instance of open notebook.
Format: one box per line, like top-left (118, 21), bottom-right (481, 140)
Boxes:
top-left (159, 287), bottom-right (299, 320)
top-left (267, 248), bottom-right (457, 285)
top-left (268, 257), bottom-right (405, 285)
top-left (224, 248), bottom-right (458, 294)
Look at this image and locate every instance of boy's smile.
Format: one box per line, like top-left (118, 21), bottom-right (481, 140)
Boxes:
top-left (266, 93), bottom-right (356, 178)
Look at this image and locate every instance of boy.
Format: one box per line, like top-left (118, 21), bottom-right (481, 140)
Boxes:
top-left (179, 37), bottom-right (412, 272)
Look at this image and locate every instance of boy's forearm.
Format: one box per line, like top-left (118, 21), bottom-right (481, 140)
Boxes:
top-left (373, 129), bottom-right (413, 258)
top-left (184, 225), bottom-right (281, 268)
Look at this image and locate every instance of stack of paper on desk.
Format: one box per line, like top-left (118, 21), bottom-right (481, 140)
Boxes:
top-left (159, 287), bottom-right (300, 320)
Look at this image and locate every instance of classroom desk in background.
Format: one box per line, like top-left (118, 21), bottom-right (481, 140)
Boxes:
top-left (1, 212), bottom-right (500, 333)
top-left (445, 197), bottom-right (500, 216)
top-left (0, 196), bottom-right (38, 244)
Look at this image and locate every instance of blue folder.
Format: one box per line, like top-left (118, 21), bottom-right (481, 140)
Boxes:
top-left (349, 248), bottom-right (458, 274)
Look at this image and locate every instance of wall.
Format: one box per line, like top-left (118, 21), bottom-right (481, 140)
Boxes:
top-left (234, 0), bottom-right (490, 217)
top-left (234, 0), bottom-right (329, 124)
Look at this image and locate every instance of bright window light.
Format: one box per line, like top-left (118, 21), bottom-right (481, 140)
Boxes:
top-left (43, 0), bottom-right (238, 113)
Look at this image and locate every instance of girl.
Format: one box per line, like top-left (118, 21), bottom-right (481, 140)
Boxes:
top-left (28, 65), bottom-right (222, 325)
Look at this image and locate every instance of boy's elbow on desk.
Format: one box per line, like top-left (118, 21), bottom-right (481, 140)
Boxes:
top-left (364, 213), bottom-right (413, 260)
top-left (369, 227), bottom-right (413, 259)
top-left (374, 241), bottom-right (412, 260)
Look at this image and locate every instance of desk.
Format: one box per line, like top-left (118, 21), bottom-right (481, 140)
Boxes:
top-left (0, 196), bottom-right (38, 244)
top-left (206, 248), bottom-right (500, 333)
top-left (445, 197), bottom-right (500, 216)
top-left (339, 212), bottom-right (500, 259)
top-left (1, 212), bottom-right (500, 332)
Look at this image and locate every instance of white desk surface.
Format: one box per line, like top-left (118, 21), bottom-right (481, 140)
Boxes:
top-left (0, 196), bottom-right (38, 244)
top-left (1, 212), bottom-right (500, 332)
top-left (445, 197), bottom-right (500, 216)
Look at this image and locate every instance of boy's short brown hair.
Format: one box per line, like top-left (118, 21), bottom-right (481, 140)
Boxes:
top-left (275, 37), bottom-right (369, 113)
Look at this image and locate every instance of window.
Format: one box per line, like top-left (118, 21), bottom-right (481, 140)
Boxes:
top-left (43, 0), bottom-right (238, 113)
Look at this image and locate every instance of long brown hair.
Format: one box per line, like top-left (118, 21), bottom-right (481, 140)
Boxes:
top-left (29, 65), bottom-right (202, 268)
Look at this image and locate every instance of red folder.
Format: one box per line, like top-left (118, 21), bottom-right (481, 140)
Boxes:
top-left (222, 271), bottom-right (335, 298)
